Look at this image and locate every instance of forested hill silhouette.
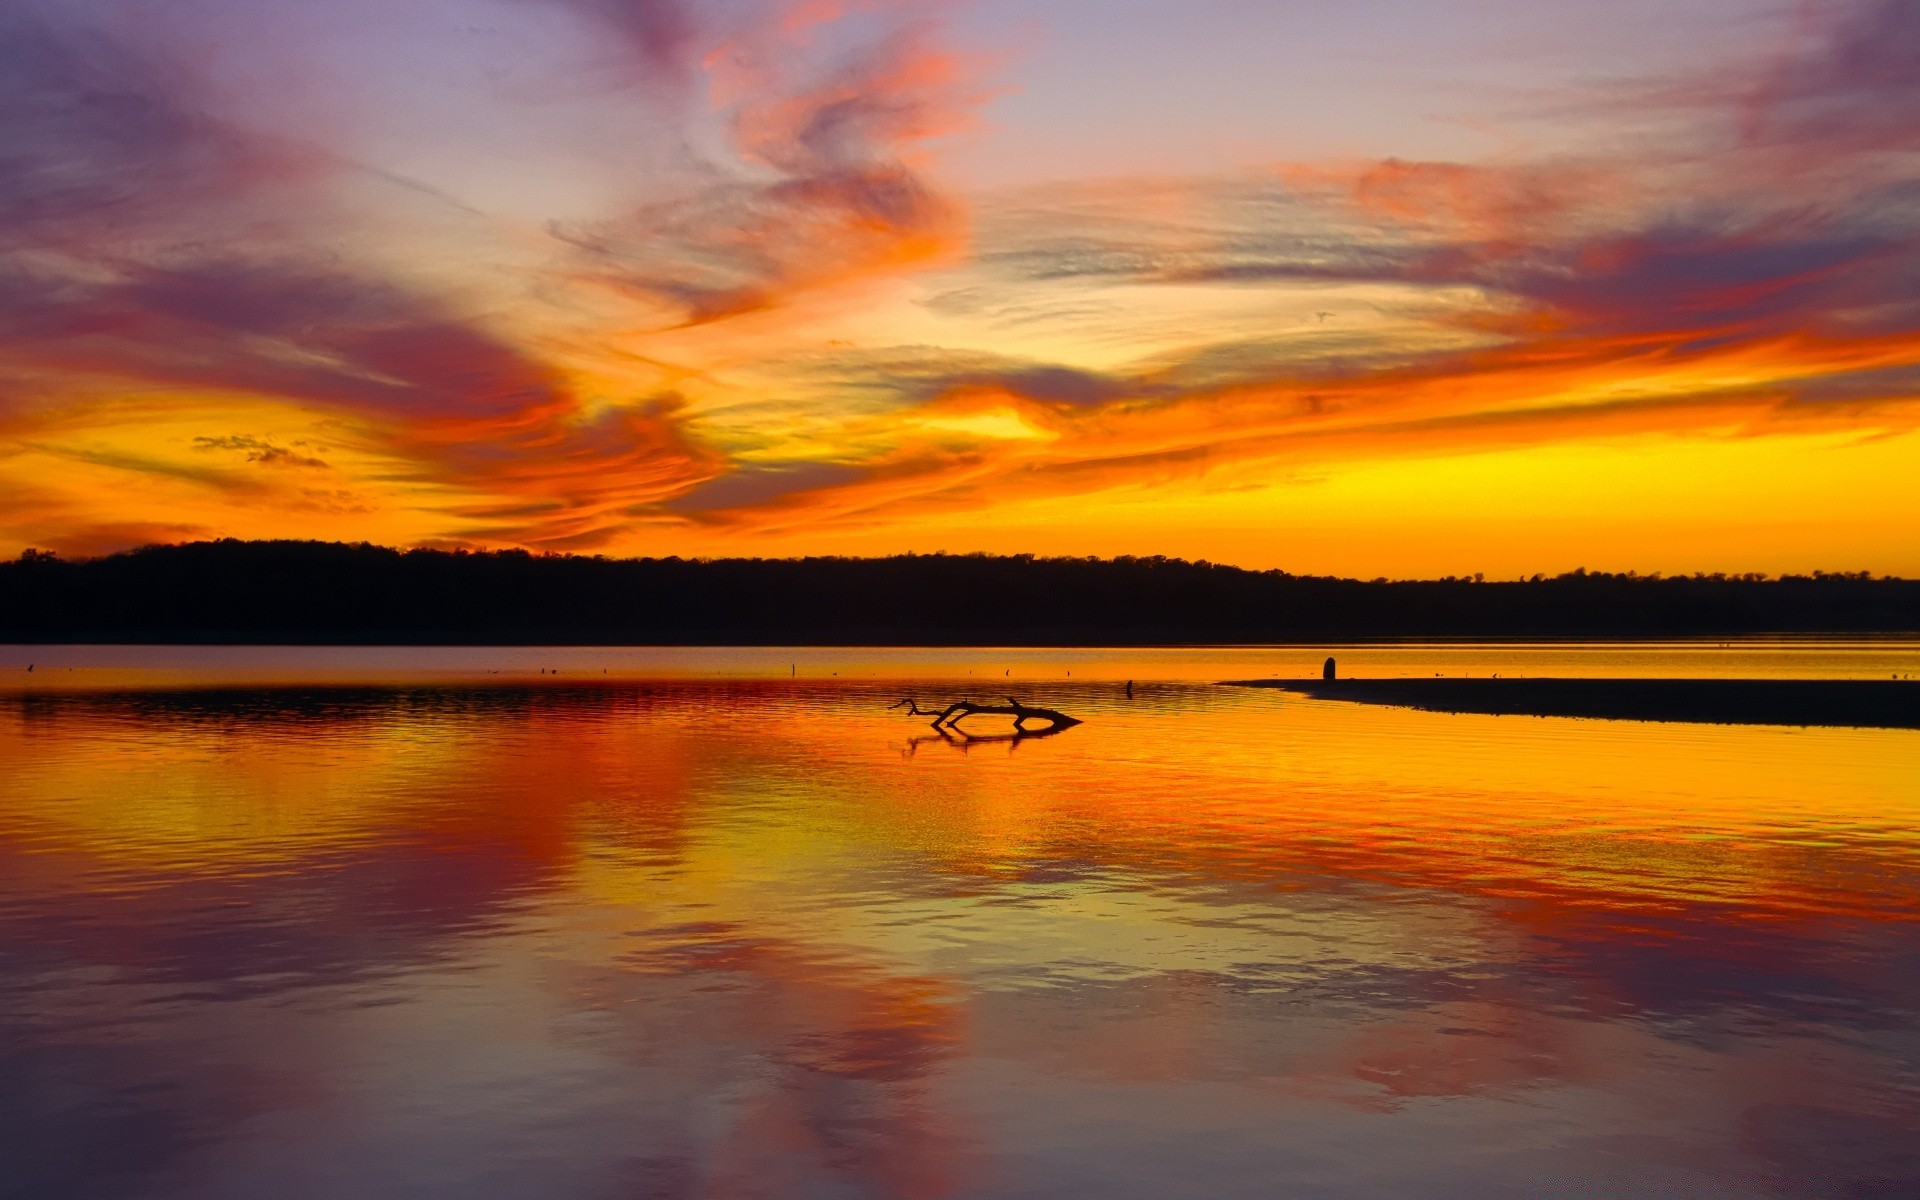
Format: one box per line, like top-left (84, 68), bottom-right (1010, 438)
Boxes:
top-left (3, 540), bottom-right (1917, 643)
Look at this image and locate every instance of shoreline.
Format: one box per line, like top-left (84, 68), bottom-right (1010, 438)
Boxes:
top-left (1225, 678), bottom-right (1920, 730)
top-left (7, 633), bottom-right (1920, 649)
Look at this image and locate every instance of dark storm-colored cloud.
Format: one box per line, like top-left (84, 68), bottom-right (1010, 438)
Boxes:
top-left (953, 365), bottom-right (1132, 406)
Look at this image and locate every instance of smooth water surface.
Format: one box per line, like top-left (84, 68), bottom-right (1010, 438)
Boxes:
top-left (4, 645), bottom-right (1919, 1198)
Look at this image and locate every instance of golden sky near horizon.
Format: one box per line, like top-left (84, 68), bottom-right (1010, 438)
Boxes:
top-left (2, 0), bottom-right (1918, 575)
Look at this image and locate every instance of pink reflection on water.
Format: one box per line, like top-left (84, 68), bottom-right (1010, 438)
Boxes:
top-left (0, 652), bottom-right (1917, 1197)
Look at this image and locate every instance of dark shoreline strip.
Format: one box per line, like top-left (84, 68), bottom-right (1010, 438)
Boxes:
top-left (1222, 679), bottom-right (1920, 730)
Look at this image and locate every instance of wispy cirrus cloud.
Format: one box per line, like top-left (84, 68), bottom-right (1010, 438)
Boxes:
top-left (556, 2), bottom-right (988, 325)
top-left (1, 0), bottom-right (1916, 570)
top-left (660, 0), bottom-right (1920, 539)
top-left (0, 0), bottom-right (719, 549)
top-left (0, 0), bottom-right (996, 553)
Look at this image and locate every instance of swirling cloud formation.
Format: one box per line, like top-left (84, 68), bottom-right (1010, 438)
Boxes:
top-left (2, 0), bottom-right (1916, 573)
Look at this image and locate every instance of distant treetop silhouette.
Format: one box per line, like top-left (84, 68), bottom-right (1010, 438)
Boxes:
top-left (1, 540), bottom-right (1914, 643)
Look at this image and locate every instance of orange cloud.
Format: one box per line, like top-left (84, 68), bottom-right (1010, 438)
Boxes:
top-left (3, 0), bottom-right (1919, 571)
top-left (557, 2), bottom-right (987, 325)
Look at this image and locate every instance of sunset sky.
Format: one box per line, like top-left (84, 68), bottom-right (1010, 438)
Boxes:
top-left (3, 0), bottom-right (1917, 575)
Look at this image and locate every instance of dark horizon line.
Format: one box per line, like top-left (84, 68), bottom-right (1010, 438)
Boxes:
top-left (11, 538), bottom-right (1911, 587)
top-left (6, 538), bottom-right (1919, 645)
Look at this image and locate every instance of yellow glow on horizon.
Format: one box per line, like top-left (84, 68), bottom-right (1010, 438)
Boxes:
top-left (627, 426), bottom-right (1920, 578)
top-left (4, 0), bottom-right (1920, 573)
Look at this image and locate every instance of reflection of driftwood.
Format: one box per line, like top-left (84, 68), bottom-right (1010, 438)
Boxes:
top-left (899, 723), bottom-right (1070, 757)
top-left (891, 696), bottom-right (1083, 737)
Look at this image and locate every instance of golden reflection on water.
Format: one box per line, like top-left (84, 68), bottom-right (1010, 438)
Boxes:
top-left (3, 646), bottom-right (1919, 1198)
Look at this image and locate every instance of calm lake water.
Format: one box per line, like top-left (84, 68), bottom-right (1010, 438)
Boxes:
top-left (4, 644), bottom-right (1919, 1199)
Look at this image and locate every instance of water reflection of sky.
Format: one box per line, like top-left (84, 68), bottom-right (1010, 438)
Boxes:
top-left (3, 648), bottom-right (1918, 1198)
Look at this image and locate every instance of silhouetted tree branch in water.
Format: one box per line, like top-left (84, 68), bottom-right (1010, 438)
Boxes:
top-left (890, 696), bottom-right (1084, 735)
top-left (898, 722), bottom-right (1075, 756)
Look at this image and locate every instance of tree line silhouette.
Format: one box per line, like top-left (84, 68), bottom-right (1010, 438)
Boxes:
top-left (2, 540), bottom-right (1915, 643)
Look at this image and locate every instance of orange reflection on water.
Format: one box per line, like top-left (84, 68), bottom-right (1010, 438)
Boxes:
top-left (3, 649), bottom-right (1919, 1197)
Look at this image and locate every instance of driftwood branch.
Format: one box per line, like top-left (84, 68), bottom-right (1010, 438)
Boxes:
top-left (890, 696), bottom-right (1083, 738)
